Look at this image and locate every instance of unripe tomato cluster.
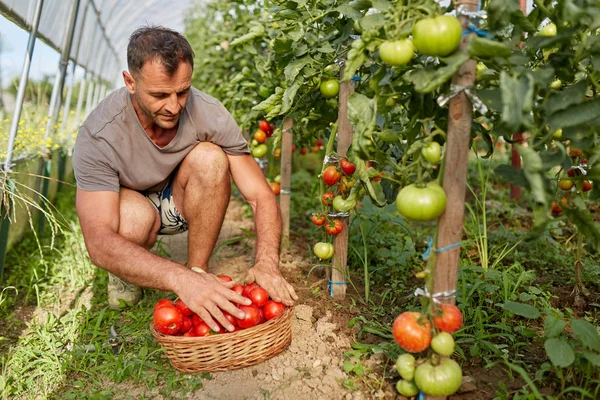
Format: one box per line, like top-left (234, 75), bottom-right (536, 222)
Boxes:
top-left (552, 151), bottom-right (592, 215)
top-left (392, 304), bottom-right (464, 397)
top-left (250, 119), bottom-right (274, 159)
top-left (152, 277), bottom-right (287, 336)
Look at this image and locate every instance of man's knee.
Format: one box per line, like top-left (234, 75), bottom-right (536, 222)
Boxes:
top-left (119, 188), bottom-right (160, 248)
top-left (182, 142), bottom-right (229, 180)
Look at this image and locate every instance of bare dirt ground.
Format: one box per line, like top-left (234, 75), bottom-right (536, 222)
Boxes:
top-left (156, 196), bottom-right (392, 400)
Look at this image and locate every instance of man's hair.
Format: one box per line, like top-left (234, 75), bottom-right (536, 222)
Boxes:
top-left (127, 26), bottom-right (194, 77)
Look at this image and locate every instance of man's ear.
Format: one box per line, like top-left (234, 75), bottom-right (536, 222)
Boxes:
top-left (123, 71), bottom-right (136, 94)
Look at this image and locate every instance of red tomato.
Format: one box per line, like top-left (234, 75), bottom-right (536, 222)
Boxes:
top-left (236, 305), bottom-right (263, 329)
top-left (154, 305), bottom-right (184, 335)
top-left (222, 311), bottom-right (238, 328)
top-left (183, 330), bottom-right (196, 337)
top-left (583, 180), bottom-right (593, 192)
top-left (232, 284), bottom-right (244, 296)
top-left (323, 166), bottom-right (341, 186)
top-left (259, 120), bottom-right (273, 136)
top-left (263, 301), bottom-right (286, 320)
top-left (248, 287), bottom-right (269, 308)
top-left (180, 316), bottom-right (193, 333)
top-left (392, 312), bottom-right (432, 353)
top-left (270, 181), bottom-right (281, 196)
top-left (312, 213), bottom-right (327, 226)
top-left (242, 283), bottom-right (260, 298)
top-left (321, 191), bottom-right (335, 206)
top-left (300, 148), bottom-right (308, 155)
top-left (316, 140), bottom-right (324, 147)
top-left (218, 275), bottom-right (233, 282)
top-left (325, 219), bottom-right (343, 235)
top-left (195, 320), bottom-right (211, 337)
top-left (154, 299), bottom-right (174, 312)
top-left (340, 158), bottom-right (356, 175)
top-left (433, 304), bottom-right (463, 333)
top-left (175, 298), bottom-right (193, 317)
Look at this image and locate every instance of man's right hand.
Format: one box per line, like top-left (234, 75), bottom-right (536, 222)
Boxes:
top-left (174, 269), bottom-right (251, 332)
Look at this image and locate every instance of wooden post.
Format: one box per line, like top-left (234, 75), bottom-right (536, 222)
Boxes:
top-left (330, 70), bottom-right (354, 298)
top-left (429, 2), bottom-right (478, 397)
top-left (509, 0), bottom-right (529, 201)
top-left (280, 117), bottom-right (293, 249)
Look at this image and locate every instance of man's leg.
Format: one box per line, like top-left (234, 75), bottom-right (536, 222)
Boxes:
top-left (171, 142), bottom-right (231, 271)
top-left (108, 187), bottom-right (161, 309)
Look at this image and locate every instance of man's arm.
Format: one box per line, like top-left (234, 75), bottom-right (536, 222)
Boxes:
top-left (76, 189), bottom-right (250, 331)
top-left (228, 154), bottom-right (298, 306)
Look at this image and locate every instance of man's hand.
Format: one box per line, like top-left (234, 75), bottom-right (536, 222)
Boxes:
top-left (244, 263), bottom-right (298, 306)
top-left (175, 269), bottom-right (251, 332)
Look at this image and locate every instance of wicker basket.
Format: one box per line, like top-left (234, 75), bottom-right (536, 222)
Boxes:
top-left (151, 307), bottom-right (293, 372)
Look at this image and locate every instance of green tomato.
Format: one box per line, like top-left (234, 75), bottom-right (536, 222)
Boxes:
top-left (313, 242), bottom-right (334, 260)
top-left (251, 144), bottom-right (268, 158)
top-left (395, 353), bottom-right (416, 381)
top-left (413, 15), bottom-right (462, 57)
top-left (552, 128), bottom-right (563, 139)
top-left (476, 62), bottom-right (487, 73)
top-left (258, 85), bottom-right (271, 99)
top-left (332, 195), bottom-right (356, 212)
top-left (379, 39), bottom-right (414, 66)
top-left (430, 332), bottom-right (455, 356)
top-left (320, 79), bottom-right (340, 98)
top-left (273, 175), bottom-right (281, 183)
top-left (414, 358), bottom-right (463, 396)
top-left (550, 79), bottom-right (562, 89)
top-left (540, 22), bottom-right (557, 36)
top-left (421, 142), bottom-right (442, 164)
top-left (396, 182), bottom-right (447, 222)
top-left (396, 380), bottom-right (420, 397)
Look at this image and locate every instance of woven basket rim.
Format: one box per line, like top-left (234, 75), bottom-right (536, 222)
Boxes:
top-left (151, 306), bottom-right (294, 343)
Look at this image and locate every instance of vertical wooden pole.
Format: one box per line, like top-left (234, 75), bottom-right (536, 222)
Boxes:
top-left (280, 117), bottom-right (293, 249)
top-left (330, 70), bottom-right (354, 298)
top-left (428, 3), bottom-right (478, 400)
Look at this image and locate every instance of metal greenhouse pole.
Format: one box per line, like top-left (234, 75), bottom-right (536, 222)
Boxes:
top-left (0, 0), bottom-right (45, 279)
top-left (37, 0), bottom-right (81, 235)
top-left (74, 24), bottom-right (101, 130)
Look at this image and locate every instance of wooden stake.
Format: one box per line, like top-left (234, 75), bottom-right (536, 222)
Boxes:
top-left (428, 2), bottom-right (478, 397)
top-left (330, 70), bottom-right (354, 299)
top-left (280, 117), bottom-right (293, 249)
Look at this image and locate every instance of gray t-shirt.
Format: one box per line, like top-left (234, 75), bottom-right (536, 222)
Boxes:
top-left (73, 87), bottom-right (249, 193)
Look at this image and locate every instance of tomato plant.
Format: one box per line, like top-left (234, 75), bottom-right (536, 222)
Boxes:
top-left (412, 15), bottom-right (462, 57)
top-left (392, 312), bottom-right (432, 353)
top-left (396, 183), bottom-right (447, 222)
top-left (433, 304), bottom-right (463, 333)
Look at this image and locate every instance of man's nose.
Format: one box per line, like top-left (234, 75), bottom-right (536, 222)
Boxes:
top-left (164, 93), bottom-right (181, 114)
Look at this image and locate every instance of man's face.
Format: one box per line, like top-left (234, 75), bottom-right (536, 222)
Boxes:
top-left (124, 59), bottom-right (192, 130)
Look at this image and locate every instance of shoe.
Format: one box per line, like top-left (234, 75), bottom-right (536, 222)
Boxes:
top-left (107, 272), bottom-right (142, 309)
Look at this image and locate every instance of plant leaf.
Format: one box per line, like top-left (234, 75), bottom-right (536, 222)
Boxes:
top-left (571, 318), bottom-right (600, 351)
top-left (503, 301), bottom-right (541, 319)
top-left (544, 315), bottom-right (566, 338)
top-left (544, 338), bottom-right (575, 367)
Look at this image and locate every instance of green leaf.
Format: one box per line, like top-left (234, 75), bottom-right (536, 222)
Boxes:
top-left (370, 0), bottom-right (391, 12)
top-left (281, 81), bottom-right (301, 115)
top-left (544, 315), bottom-right (567, 338)
top-left (517, 145), bottom-right (547, 207)
top-left (561, 207), bottom-right (600, 251)
top-left (582, 352), bottom-right (600, 366)
top-left (405, 52), bottom-right (469, 94)
top-left (343, 39), bottom-right (366, 81)
top-left (477, 89), bottom-right (502, 112)
top-left (357, 13), bottom-right (386, 31)
top-left (284, 57), bottom-right (309, 84)
top-left (503, 301), bottom-right (541, 319)
top-left (336, 4), bottom-right (362, 19)
top-left (500, 72), bottom-right (534, 132)
top-left (230, 22), bottom-right (265, 46)
top-left (252, 87), bottom-right (284, 119)
top-left (545, 81), bottom-right (587, 115)
top-left (544, 338), bottom-right (575, 367)
top-left (571, 318), bottom-right (600, 351)
top-left (468, 37), bottom-right (512, 59)
top-left (548, 96), bottom-right (600, 132)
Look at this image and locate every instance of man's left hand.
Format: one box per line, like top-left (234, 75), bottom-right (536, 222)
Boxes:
top-left (244, 264), bottom-right (298, 306)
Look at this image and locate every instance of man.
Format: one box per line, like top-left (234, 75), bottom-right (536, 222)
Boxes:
top-left (73, 26), bottom-right (298, 333)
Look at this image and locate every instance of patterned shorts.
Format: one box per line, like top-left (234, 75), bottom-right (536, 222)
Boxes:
top-left (145, 178), bottom-right (188, 235)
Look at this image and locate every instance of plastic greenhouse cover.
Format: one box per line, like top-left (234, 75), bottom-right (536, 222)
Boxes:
top-left (0, 0), bottom-right (191, 84)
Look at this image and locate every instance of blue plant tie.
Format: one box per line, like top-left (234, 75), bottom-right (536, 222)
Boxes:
top-left (435, 241), bottom-right (462, 253)
top-left (351, 75), bottom-right (362, 82)
top-left (422, 236), bottom-right (462, 260)
top-left (463, 25), bottom-right (488, 37)
top-left (327, 280), bottom-right (346, 296)
top-left (418, 391), bottom-right (424, 400)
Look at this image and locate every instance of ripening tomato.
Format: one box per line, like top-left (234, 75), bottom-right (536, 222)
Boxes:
top-left (259, 120), bottom-right (273, 136)
top-left (569, 147), bottom-right (583, 158)
top-left (274, 148), bottom-right (281, 159)
top-left (379, 39), bottom-right (414, 66)
top-left (300, 148), bottom-right (308, 155)
top-left (175, 298), bottom-right (193, 317)
top-left (269, 181), bottom-right (281, 196)
top-left (432, 304), bottom-right (463, 333)
top-left (242, 283), bottom-right (260, 298)
top-left (312, 213), bottom-right (327, 226)
top-left (414, 358), bottom-right (463, 396)
top-left (558, 178), bottom-right (574, 191)
top-left (313, 242), bottom-right (334, 260)
top-left (320, 79), bottom-right (340, 98)
top-left (340, 158), bottom-right (356, 175)
top-left (254, 129), bottom-right (267, 143)
top-left (392, 312), bottom-right (432, 353)
top-left (412, 15), bottom-right (462, 57)
top-left (263, 300), bottom-right (286, 320)
top-left (324, 219), bottom-right (343, 236)
top-left (582, 180), bottom-right (593, 192)
top-left (322, 191), bottom-right (335, 206)
top-left (323, 166), bottom-right (341, 186)
top-left (236, 305), bottom-right (263, 329)
top-left (551, 201), bottom-right (562, 215)
top-left (396, 182), bottom-right (447, 221)
top-left (154, 305), bottom-right (184, 335)
top-left (248, 287), bottom-right (269, 308)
